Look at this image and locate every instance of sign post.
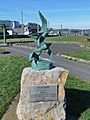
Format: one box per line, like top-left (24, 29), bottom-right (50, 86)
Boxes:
top-left (3, 24), bottom-right (6, 44)
top-left (0, 24), bottom-right (6, 44)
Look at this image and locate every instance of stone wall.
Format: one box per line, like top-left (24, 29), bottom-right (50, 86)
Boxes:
top-left (17, 67), bottom-right (69, 120)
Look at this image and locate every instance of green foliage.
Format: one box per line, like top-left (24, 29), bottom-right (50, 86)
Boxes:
top-left (0, 56), bottom-right (30, 118)
top-left (0, 49), bottom-right (5, 53)
top-left (64, 50), bottom-right (90, 60)
top-left (79, 108), bottom-right (90, 120)
top-left (66, 75), bottom-right (90, 119)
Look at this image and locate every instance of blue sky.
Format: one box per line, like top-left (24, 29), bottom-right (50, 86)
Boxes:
top-left (1, 0), bottom-right (90, 29)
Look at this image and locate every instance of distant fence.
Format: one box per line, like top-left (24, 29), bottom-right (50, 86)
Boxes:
top-left (0, 35), bottom-right (30, 39)
top-left (0, 34), bottom-right (59, 39)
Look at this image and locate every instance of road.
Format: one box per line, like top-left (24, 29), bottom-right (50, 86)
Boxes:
top-left (0, 43), bottom-right (90, 82)
top-left (13, 42), bottom-right (83, 54)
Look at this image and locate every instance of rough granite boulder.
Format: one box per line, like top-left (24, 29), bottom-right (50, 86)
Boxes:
top-left (17, 67), bottom-right (69, 120)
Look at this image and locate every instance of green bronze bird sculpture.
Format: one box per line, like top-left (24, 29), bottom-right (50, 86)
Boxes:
top-left (29, 11), bottom-right (53, 70)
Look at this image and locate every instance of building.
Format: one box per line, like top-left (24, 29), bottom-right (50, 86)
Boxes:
top-left (0, 20), bottom-right (21, 35)
top-left (24, 23), bottom-right (40, 35)
top-left (0, 20), bottom-right (20, 30)
top-left (0, 20), bottom-right (12, 30)
top-left (49, 29), bottom-right (60, 36)
top-left (12, 21), bottom-right (20, 29)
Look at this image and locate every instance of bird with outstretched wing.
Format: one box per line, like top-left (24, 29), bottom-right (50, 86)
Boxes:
top-left (38, 11), bottom-right (47, 32)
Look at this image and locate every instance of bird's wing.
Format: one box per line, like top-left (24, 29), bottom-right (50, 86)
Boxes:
top-left (39, 11), bottom-right (47, 31)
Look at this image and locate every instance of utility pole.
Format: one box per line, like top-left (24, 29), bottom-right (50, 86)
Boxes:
top-left (82, 29), bottom-right (83, 36)
top-left (61, 24), bottom-right (62, 30)
top-left (60, 24), bottom-right (62, 36)
top-left (37, 24), bottom-right (39, 32)
top-left (69, 29), bottom-right (71, 35)
top-left (21, 10), bottom-right (24, 35)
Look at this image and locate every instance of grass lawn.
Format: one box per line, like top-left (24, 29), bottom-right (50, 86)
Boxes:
top-left (47, 36), bottom-right (90, 61)
top-left (0, 48), bottom-right (10, 54)
top-left (66, 75), bottom-right (90, 120)
top-left (64, 50), bottom-right (90, 60)
top-left (0, 49), bottom-right (6, 53)
top-left (0, 56), bottom-right (90, 120)
top-left (0, 56), bottom-right (30, 119)
top-left (0, 36), bottom-right (90, 47)
top-left (46, 36), bottom-right (90, 47)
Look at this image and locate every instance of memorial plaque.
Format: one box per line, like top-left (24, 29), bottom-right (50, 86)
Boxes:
top-left (29, 85), bottom-right (57, 102)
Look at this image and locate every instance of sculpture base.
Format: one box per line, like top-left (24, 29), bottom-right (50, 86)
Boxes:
top-left (31, 60), bottom-right (54, 70)
top-left (17, 67), bottom-right (69, 120)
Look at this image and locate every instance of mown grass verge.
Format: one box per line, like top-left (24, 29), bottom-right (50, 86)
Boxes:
top-left (46, 36), bottom-right (90, 47)
top-left (0, 56), bottom-right (30, 119)
top-left (64, 50), bottom-right (90, 61)
top-left (65, 75), bottom-right (90, 120)
top-left (0, 48), bottom-right (10, 54)
top-left (47, 36), bottom-right (90, 61)
top-left (0, 36), bottom-right (90, 47)
top-left (0, 49), bottom-right (6, 53)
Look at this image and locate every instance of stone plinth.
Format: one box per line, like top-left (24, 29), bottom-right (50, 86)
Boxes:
top-left (17, 67), bottom-right (69, 120)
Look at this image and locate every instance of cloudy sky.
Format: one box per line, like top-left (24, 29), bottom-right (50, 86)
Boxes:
top-left (0, 0), bottom-right (90, 29)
